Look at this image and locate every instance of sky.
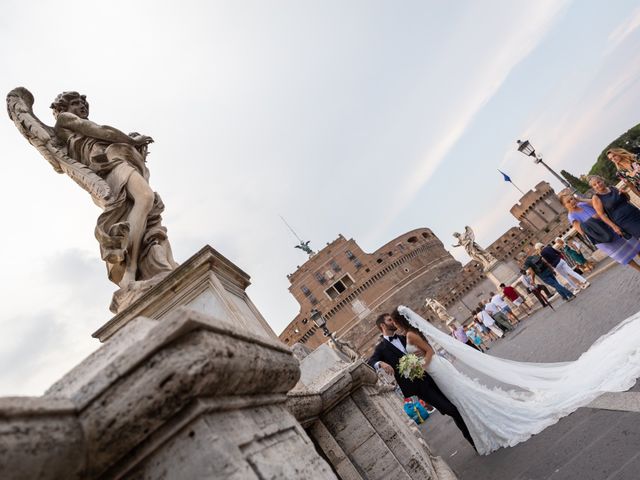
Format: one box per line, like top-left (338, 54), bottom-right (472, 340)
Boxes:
top-left (1, 0), bottom-right (639, 395)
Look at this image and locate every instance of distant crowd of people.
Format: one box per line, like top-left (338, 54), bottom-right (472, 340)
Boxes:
top-left (448, 147), bottom-right (640, 351)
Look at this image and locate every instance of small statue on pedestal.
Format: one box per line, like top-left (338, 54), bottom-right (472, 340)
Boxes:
top-left (452, 226), bottom-right (497, 270)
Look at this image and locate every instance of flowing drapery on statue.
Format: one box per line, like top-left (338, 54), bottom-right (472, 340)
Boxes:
top-left (7, 87), bottom-right (178, 311)
top-left (398, 305), bottom-right (640, 454)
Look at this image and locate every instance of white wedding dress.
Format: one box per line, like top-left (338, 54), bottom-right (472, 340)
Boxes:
top-left (399, 306), bottom-right (640, 455)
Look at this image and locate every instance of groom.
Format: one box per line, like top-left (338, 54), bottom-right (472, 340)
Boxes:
top-left (367, 313), bottom-right (476, 449)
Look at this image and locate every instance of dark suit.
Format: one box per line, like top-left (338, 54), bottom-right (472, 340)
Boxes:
top-left (368, 334), bottom-right (475, 447)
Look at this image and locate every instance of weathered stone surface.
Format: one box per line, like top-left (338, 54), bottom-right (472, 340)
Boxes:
top-left (112, 402), bottom-right (335, 479)
top-left (2, 307), bottom-right (339, 479)
top-left (93, 245), bottom-right (276, 342)
top-left (0, 397), bottom-right (85, 480)
top-left (291, 342), bottom-right (313, 361)
top-left (288, 356), bottom-right (447, 479)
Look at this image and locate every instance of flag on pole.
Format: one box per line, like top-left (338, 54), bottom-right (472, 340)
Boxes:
top-left (497, 169), bottom-right (526, 195)
top-left (498, 169), bottom-right (511, 182)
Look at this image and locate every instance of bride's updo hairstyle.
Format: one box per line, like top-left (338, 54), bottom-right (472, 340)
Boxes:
top-left (391, 309), bottom-right (427, 340)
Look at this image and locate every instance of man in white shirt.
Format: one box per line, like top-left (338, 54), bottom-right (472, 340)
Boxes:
top-left (484, 300), bottom-right (513, 332)
top-left (490, 291), bottom-right (519, 324)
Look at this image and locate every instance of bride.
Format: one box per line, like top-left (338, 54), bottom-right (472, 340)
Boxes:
top-left (392, 306), bottom-right (640, 455)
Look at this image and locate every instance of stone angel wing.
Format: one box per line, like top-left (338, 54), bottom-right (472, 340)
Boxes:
top-left (464, 225), bottom-right (475, 242)
top-left (7, 87), bottom-right (111, 208)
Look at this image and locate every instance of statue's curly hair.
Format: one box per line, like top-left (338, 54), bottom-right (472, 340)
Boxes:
top-left (50, 91), bottom-right (88, 114)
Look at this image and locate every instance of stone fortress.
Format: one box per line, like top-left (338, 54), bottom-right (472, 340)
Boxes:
top-left (280, 229), bottom-right (462, 354)
top-left (280, 181), bottom-right (574, 348)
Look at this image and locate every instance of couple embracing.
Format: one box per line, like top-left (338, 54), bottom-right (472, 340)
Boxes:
top-left (367, 311), bottom-right (476, 450)
top-left (368, 305), bottom-right (640, 455)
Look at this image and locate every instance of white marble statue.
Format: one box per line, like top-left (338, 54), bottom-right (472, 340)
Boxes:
top-left (424, 298), bottom-right (455, 324)
top-left (7, 87), bottom-right (178, 310)
top-left (452, 226), bottom-right (497, 269)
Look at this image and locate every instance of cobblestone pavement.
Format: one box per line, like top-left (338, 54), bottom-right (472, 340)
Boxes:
top-left (419, 261), bottom-right (640, 480)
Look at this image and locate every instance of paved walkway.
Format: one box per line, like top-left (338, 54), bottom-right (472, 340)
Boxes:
top-left (419, 262), bottom-right (640, 480)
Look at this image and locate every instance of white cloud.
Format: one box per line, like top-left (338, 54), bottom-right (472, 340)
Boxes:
top-left (607, 6), bottom-right (640, 52)
top-left (368, 0), bottom-right (571, 239)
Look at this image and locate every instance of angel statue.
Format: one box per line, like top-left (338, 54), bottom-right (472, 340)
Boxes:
top-left (294, 240), bottom-right (314, 256)
top-left (7, 87), bottom-right (178, 312)
top-left (452, 226), bottom-right (497, 270)
top-left (424, 298), bottom-right (455, 324)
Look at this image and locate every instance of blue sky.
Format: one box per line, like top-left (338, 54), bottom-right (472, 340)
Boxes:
top-left (1, 0), bottom-right (639, 394)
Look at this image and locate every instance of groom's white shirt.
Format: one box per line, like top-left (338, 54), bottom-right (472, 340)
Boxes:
top-left (385, 335), bottom-right (407, 354)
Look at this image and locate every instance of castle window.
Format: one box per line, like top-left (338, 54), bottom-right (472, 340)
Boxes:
top-left (330, 260), bottom-right (342, 272)
top-left (354, 259), bottom-right (363, 268)
top-left (315, 272), bottom-right (326, 284)
top-left (376, 259), bottom-right (383, 264)
top-left (301, 286), bottom-right (311, 296)
top-left (407, 236), bottom-right (418, 243)
top-left (346, 250), bottom-right (354, 259)
top-left (324, 274), bottom-right (354, 299)
top-left (388, 251), bottom-right (393, 256)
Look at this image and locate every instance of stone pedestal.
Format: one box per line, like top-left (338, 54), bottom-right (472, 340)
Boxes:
top-left (485, 259), bottom-right (520, 288)
top-left (288, 347), bottom-right (454, 480)
top-left (94, 245), bottom-right (276, 342)
top-left (0, 308), bottom-right (336, 479)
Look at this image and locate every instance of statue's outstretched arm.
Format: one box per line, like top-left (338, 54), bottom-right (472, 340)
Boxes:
top-left (55, 113), bottom-right (147, 146)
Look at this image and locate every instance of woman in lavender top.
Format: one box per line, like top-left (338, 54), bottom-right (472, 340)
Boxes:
top-left (559, 193), bottom-right (640, 272)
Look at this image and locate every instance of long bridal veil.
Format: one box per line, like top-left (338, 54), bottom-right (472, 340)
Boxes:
top-left (398, 305), bottom-right (640, 432)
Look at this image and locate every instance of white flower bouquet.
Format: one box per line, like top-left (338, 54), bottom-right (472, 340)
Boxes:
top-left (398, 353), bottom-right (426, 381)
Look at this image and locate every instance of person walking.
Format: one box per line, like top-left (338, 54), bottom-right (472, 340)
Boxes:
top-left (473, 313), bottom-right (497, 342)
top-left (535, 242), bottom-right (590, 292)
top-left (490, 291), bottom-right (519, 324)
top-left (484, 300), bottom-right (514, 331)
top-left (466, 326), bottom-right (488, 352)
top-left (518, 269), bottom-right (554, 309)
top-left (500, 282), bottom-right (531, 315)
top-left (558, 237), bottom-right (594, 273)
top-left (475, 308), bottom-right (503, 339)
top-left (559, 193), bottom-right (640, 272)
top-left (449, 324), bottom-right (483, 351)
top-left (523, 251), bottom-right (575, 302)
top-left (590, 175), bottom-right (640, 240)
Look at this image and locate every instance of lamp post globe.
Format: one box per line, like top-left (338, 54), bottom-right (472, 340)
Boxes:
top-left (515, 139), bottom-right (572, 189)
top-left (517, 139), bottom-right (536, 157)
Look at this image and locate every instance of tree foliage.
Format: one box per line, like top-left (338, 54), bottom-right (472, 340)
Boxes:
top-left (560, 170), bottom-right (590, 193)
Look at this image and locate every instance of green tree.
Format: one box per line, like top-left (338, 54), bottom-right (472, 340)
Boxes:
top-left (561, 170), bottom-right (590, 193)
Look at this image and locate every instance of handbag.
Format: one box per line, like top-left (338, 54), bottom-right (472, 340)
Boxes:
top-left (580, 217), bottom-right (616, 244)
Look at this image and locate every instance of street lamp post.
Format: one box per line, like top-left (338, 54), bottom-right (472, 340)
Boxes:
top-left (310, 309), bottom-right (358, 361)
top-left (516, 140), bottom-right (573, 191)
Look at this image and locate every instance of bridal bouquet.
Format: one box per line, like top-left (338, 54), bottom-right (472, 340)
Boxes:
top-left (398, 353), bottom-right (426, 381)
